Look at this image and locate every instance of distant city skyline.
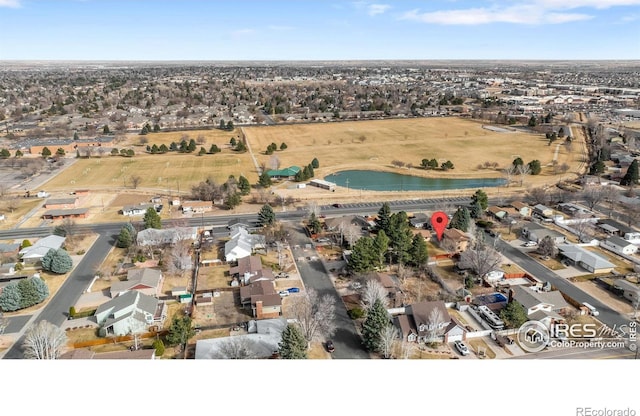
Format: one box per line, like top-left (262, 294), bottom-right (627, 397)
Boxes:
top-left (0, 0), bottom-right (638, 61)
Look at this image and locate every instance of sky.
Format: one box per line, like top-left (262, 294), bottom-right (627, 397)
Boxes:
top-left (0, 0), bottom-right (638, 61)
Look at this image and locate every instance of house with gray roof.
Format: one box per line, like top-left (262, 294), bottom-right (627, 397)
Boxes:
top-left (601, 236), bottom-right (638, 256)
top-left (110, 268), bottom-right (164, 298)
top-left (18, 235), bottom-right (65, 264)
top-left (557, 244), bottom-right (615, 274)
top-left (224, 225), bottom-right (266, 262)
top-left (521, 222), bottom-right (566, 244)
top-left (511, 285), bottom-right (570, 329)
top-left (613, 279), bottom-right (640, 305)
top-left (95, 290), bottom-right (167, 336)
top-left (136, 227), bottom-right (198, 246)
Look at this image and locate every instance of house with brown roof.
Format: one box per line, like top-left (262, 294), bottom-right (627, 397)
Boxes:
top-left (44, 197), bottom-right (78, 209)
top-left (371, 272), bottom-right (403, 307)
top-left (442, 228), bottom-right (470, 253)
top-left (110, 268), bottom-right (164, 298)
top-left (239, 280), bottom-right (282, 319)
top-left (393, 300), bottom-right (466, 343)
top-left (229, 255), bottom-right (274, 285)
top-left (42, 208), bottom-right (89, 220)
top-left (510, 285), bottom-right (570, 328)
top-left (510, 201), bottom-right (532, 217)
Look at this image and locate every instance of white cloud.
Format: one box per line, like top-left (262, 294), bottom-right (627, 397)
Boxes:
top-left (368, 4), bottom-right (391, 16)
top-left (400, 2), bottom-right (596, 25)
top-left (0, 0), bottom-right (21, 8)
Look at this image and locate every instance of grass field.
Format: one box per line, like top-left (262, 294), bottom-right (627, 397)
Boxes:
top-left (243, 118), bottom-right (583, 182)
top-left (124, 128), bottom-right (242, 148)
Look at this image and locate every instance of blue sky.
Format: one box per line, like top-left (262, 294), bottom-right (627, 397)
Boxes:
top-left (0, 0), bottom-right (638, 60)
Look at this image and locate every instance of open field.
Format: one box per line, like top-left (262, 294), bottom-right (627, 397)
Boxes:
top-left (244, 118), bottom-right (585, 183)
top-left (0, 198), bottom-right (43, 229)
top-left (124, 128), bottom-right (242, 148)
top-left (38, 151), bottom-right (258, 193)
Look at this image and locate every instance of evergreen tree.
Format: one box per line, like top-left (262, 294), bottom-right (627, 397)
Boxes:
top-left (307, 212), bottom-right (322, 234)
top-left (158, 143), bottom-right (168, 153)
top-left (198, 147), bottom-right (207, 156)
top-left (165, 315), bottom-right (195, 346)
top-left (224, 192), bottom-right (242, 210)
top-left (143, 207), bottom-right (162, 229)
top-left (409, 234), bottom-right (429, 268)
top-left (528, 159), bottom-right (542, 175)
top-left (0, 283), bottom-right (21, 312)
top-left (209, 144), bottom-right (220, 153)
top-left (348, 236), bottom-right (377, 274)
top-left (31, 276), bottom-right (49, 303)
top-left (450, 207), bottom-right (471, 232)
top-left (375, 202), bottom-right (392, 234)
top-left (258, 172), bottom-right (272, 188)
top-left (153, 124), bottom-right (161, 133)
top-left (18, 278), bottom-right (39, 309)
top-left (150, 144), bottom-right (159, 154)
top-left (117, 227), bottom-right (133, 248)
top-left (238, 175), bottom-right (251, 195)
top-left (41, 147), bottom-right (51, 157)
top-left (257, 204), bottom-right (276, 227)
top-left (373, 230), bottom-right (390, 267)
top-left (73, 131), bottom-right (79, 140)
top-left (471, 189), bottom-right (489, 211)
top-left (41, 248), bottom-right (73, 274)
top-left (15, 150), bottom-right (23, 157)
top-left (187, 139), bottom-right (197, 152)
top-left (470, 200), bottom-right (483, 219)
top-left (152, 339), bottom-right (165, 356)
top-left (621, 160), bottom-right (639, 186)
top-left (278, 323), bottom-right (308, 359)
top-left (0, 148), bottom-right (10, 158)
top-left (500, 301), bottom-right (528, 329)
top-left (307, 163), bottom-right (314, 178)
top-left (103, 125), bottom-right (110, 134)
top-left (387, 212), bottom-right (413, 264)
top-left (311, 157), bottom-right (319, 168)
top-left (512, 157), bottom-right (524, 168)
top-left (280, 143), bottom-right (288, 151)
top-left (361, 299), bottom-right (389, 352)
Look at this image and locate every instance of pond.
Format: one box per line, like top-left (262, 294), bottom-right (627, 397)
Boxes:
top-left (324, 170), bottom-right (506, 191)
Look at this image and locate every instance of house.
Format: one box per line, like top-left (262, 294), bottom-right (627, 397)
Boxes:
top-left (613, 279), bottom-right (640, 304)
top-left (597, 219), bottom-right (635, 237)
top-left (602, 236), bottom-right (638, 255)
top-left (521, 222), bottom-right (566, 244)
top-left (409, 213), bottom-right (430, 228)
top-left (533, 204), bottom-right (553, 218)
top-left (558, 203), bottom-right (592, 218)
top-left (110, 268), bottom-right (164, 298)
top-left (95, 290), bottom-right (167, 336)
top-left (229, 255), bottom-right (274, 285)
top-left (624, 232), bottom-right (640, 244)
top-left (18, 235), bottom-right (65, 264)
top-left (0, 262), bottom-right (16, 275)
top-left (42, 208), bottom-right (89, 220)
top-left (136, 227), bottom-right (198, 246)
top-left (195, 318), bottom-right (287, 359)
top-left (122, 204), bottom-right (155, 216)
top-left (557, 244), bottom-right (616, 274)
top-left (510, 201), bottom-right (532, 217)
top-left (406, 301), bottom-right (452, 343)
top-left (0, 243), bottom-right (20, 259)
top-left (266, 166), bottom-right (301, 180)
top-left (510, 285), bottom-right (569, 328)
top-left (239, 280), bottom-right (282, 319)
top-left (371, 272), bottom-right (403, 307)
top-left (309, 179), bottom-right (336, 191)
top-left (181, 200), bottom-right (213, 214)
top-left (442, 228), bottom-right (471, 253)
top-left (44, 197), bottom-right (78, 209)
top-left (224, 225), bottom-right (266, 262)
top-left (487, 206), bottom-right (508, 220)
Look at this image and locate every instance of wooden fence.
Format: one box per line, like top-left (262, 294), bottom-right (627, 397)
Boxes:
top-left (71, 330), bottom-right (167, 349)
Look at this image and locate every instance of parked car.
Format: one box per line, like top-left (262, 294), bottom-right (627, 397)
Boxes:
top-left (523, 241), bottom-right (537, 247)
top-left (332, 203), bottom-right (342, 208)
top-left (286, 287), bottom-right (300, 293)
top-left (278, 290), bottom-right (290, 297)
top-left (326, 340), bottom-right (335, 353)
top-left (454, 340), bottom-right (470, 356)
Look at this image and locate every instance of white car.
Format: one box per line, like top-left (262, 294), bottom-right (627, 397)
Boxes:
top-left (523, 241), bottom-right (537, 247)
top-left (278, 290), bottom-right (290, 297)
top-left (454, 340), bottom-right (470, 356)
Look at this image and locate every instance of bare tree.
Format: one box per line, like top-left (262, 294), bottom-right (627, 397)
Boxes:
top-left (343, 223), bottom-right (361, 247)
top-left (379, 324), bottom-right (398, 359)
top-left (525, 187), bottom-right (548, 205)
top-left (516, 163), bottom-right (531, 186)
top-left (572, 213), bottom-right (595, 243)
top-left (396, 262), bottom-right (411, 284)
top-left (503, 164), bottom-right (517, 187)
top-left (22, 320), bottom-right (68, 359)
top-left (269, 155), bottom-right (281, 171)
top-left (395, 340), bottom-right (413, 359)
top-left (622, 203), bottom-right (640, 228)
top-left (536, 236), bottom-right (559, 258)
top-left (602, 185), bottom-right (620, 214)
top-left (288, 288), bottom-right (336, 349)
top-left (582, 186), bottom-right (607, 210)
top-left (426, 307), bottom-right (447, 342)
top-left (167, 240), bottom-right (193, 277)
top-left (0, 312), bottom-right (8, 336)
top-left (306, 201), bottom-right (321, 218)
top-left (131, 175), bottom-right (142, 189)
top-left (214, 337), bottom-right (257, 359)
top-left (458, 242), bottom-right (502, 279)
top-left (360, 278), bottom-right (389, 310)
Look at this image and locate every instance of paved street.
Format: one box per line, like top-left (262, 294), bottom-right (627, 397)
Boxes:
top-left (510, 345), bottom-right (635, 359)
top-left (285, 223), bottom-right (370, 359)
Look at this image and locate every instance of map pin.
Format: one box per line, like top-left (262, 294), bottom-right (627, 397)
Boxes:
top-left (431, 211), bottom-right (449, 241)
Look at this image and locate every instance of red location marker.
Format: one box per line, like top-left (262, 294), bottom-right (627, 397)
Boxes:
top-left (431, 211), bottom-right (449, 241)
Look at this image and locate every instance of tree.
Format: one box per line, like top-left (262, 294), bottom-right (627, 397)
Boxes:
top-left (187, 139), bottom-right (197, 153)
top-left (152, 339), bottom-right (165, 356)
top-left (224, 192), bottom-right (242, 210)
top-left (278, 323), bottom-right (308, 359)
top-left (0, 148), bottom-right (10, 158)
top-left (140, 125), bottom-right (149, 135)
top-left (117, 226), bottom-right (133, 248)
top-left (621, 160), bottom-right (639, 186)
top-left (103, 125), bottom-right (110, 134)
top-left (307, 212), bottom-right (322, 235)
top-left (528, 159), bottom-right (542, 175)
top-left (360, 278), bottom-right (389, 310)
top-left (590, 160), bottom-right (606, 175)
top-left (214, 337), bottom-right (257, 359)
top-left (458, 242), bottom-right (502, 279)
top-left (372, 230), bottom-right (390, 267)
top-left (165, 315), bottom-right (195, 346)
top-left (536, 235), bottom-right (558, 258)
top-left (361, 298), bottom-right (389, 352)
top-left (409, 234), bottom-right (429, 268)
top-left (387, 212), bottom-right (413, 264)
top-left (516, 163), bottom-right (531, 186)
top-left (472, 189), bottom-right (489, 211)
top-left (131, 175), bottom-right (142, 189)
top-left (0, 283), bottom-right (22, 311)
top-left (21, 239), bottom-right (32, 249)
top-left (348, 236), bottom-right (377, 274)
top-left (441, 160), bottom-right (454, 170)
top-left (257, 204), bottom-right (276, 227)
top-left (379, 324), bottom-right (399, 359)
top-left (512, 157), bottom-right (524, 168)
top-left (143, 207), bottom-right (162, 229)
top-left (18, 278), bottom-right (39, 309)
top-left (311, 157), bottom-right (319, 168)
top-left (22, 320), bottom-right (67, 359)
top-left (500, 301), bottom-right (528, 329)
top-left (280, 142), bottom-right (288, 151)
top-left (375, 202), bottom-right (392, 235)
top-left (528, 115), bottom-right (537, 127)
top-left (41, 248), bottom-right (73, 274)
top-left (198, 147), bottom-right (207, 156)
top-left (209, 144), bottom-right (221, 154)
top-left (258, 172), bottom-right (272, 188)
top-left (450, 206), bottom-right (471, 232)
top-left (288, 288), bottom-right (336, 348)
top-left (31, 276), bottom-right (49, 303)
top-left (470, 200), bottom-right (483, 219)
top-left (238, 175), bottom-right (251, 195)
top-left (41, 147), bottom-right (51, 158)
top-left (15, 149), bottom-right (23, 158)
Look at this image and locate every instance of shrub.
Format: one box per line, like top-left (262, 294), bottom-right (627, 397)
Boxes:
top-left (69, 306), bottom-right (77, 317)
top-left (152, 339), bottom-right (165, 356)
top-left (475, 220), bottom-right (494, 229)
top-left (348, 307), bottom-right (365, 319)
